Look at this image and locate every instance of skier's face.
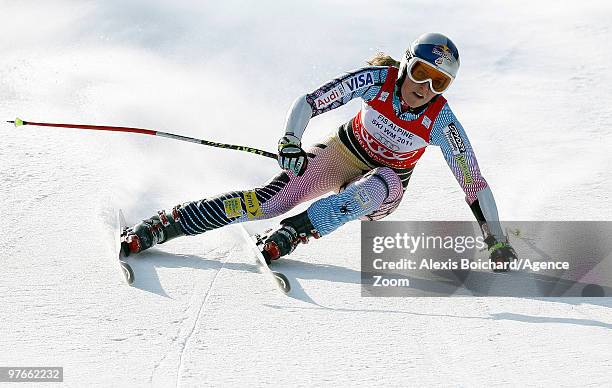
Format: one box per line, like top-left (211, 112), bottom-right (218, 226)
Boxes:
top-left (400, 76), bottom-right (436, 108)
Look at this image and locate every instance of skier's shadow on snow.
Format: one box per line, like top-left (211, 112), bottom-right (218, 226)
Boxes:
top-left (265, 259), bottom-right (612, 330)
top-left (126, 250), bottom-right (261, 298)
top-left (273, 258), bottom-right (612, 300)
top-left (128, 249), bottom-right (612, 303)
top-left (123, 246), bottom-right (612, 331)
top-left (267, 260), bottom-right (612, 330)
top-left (266, 260), bottom-right (612, 329)
top-left (128, 249), bottom-right (319, 303)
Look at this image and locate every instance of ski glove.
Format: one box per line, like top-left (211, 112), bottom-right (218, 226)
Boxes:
top-left (278, 134), bottom-right (308, 177)
top-left (488, 241), bottom-right (518, 273)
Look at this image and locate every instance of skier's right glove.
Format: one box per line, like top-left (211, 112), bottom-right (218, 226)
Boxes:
top-left (278, 134), bottom-right (308, 177)
top-left (488, 241), bottom-right (518, 273)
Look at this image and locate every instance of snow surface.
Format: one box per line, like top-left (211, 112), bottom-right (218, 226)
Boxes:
top-left (1, 0), bottom-right (611, 386)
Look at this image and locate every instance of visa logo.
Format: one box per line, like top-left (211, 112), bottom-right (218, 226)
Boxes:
top-left (343, 72), bottom-right (374, 92)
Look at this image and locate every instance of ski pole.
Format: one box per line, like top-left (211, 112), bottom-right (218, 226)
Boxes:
top-left (7, 117), bottom-right (278, 160)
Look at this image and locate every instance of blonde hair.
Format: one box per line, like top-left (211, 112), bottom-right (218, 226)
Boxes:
top-left (367, 52), bottom-right (400, 67)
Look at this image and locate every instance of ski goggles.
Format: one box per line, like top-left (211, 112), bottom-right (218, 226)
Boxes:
top-left (406, 57), bottom-right (454, 94)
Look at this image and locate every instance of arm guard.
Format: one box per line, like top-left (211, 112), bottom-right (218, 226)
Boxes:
top-left (470, 186), bottom-right (507, 245)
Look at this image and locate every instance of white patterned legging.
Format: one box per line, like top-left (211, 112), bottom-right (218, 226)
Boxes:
top-left (177, 134), bottom-right (404, 237)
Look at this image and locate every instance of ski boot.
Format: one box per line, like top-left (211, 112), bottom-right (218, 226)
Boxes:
top-left (261, 211), bottom-right (320, 264)
top-left (121, 208), bottom-right (185, 257)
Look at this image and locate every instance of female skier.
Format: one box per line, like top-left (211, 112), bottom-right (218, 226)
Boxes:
top-left (121, 32), bottom-right (517, 269)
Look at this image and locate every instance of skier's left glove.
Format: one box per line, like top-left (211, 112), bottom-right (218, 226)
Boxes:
top-left (488, 240), bottom-right (518, 273)
top-left (278, 134), bottom-right (308, 177)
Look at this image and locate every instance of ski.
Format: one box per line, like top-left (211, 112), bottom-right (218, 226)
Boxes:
top-left (239, 225), bottom-right (291, 294)
top-left (116, 210), bottom-right (135, 285)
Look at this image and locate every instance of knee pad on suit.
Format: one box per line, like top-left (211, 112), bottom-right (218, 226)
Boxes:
top-left (306, 167), bottom-right (402, 236)
top-left (359, 167), bottom-right (404, 221)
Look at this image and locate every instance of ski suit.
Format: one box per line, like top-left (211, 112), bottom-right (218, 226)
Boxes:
top-left (174, 65), bottom-right (505, 241)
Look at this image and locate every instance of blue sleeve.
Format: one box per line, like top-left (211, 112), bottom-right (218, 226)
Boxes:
top-left (305, 66), bottom-right (388, 117)
top-left (429, 103), bottom-right (489, 204)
